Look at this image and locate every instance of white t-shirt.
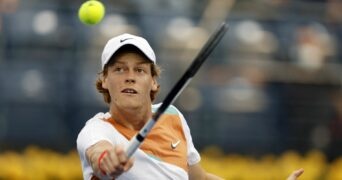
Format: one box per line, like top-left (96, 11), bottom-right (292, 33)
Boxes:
top-left (76, 104), bottom-right (201, 180)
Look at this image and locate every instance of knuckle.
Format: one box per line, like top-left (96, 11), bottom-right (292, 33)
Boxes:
top-left (99, 159), bottom-right (106, 167)
top-left (98, 157), bottom-right (108, 169)
top-left (108, 166), bottom-right (116, 173)
top-left (112, 159), bottom-right (119, 167)
top-left (116, 165), bottom-right (124, 171)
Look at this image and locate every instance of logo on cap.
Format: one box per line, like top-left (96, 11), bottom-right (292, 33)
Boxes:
top-left (120, 38), bottom-right (133, 43)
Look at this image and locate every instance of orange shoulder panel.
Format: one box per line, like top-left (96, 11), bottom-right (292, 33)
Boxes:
top-left (106, 114), bottom-right (188, 172)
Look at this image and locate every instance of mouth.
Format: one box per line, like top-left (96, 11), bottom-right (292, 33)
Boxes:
top-left (121, 88), bottom-right (138, 94)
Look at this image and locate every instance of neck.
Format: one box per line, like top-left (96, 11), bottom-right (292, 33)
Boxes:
top-left (109, 105), bottom-right (152, 131)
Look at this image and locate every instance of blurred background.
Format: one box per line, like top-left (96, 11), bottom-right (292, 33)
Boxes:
top-left (0, 0), bottom-right (342, 179)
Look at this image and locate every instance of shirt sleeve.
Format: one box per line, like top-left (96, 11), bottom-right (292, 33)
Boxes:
top-left (173, 106), bottom-right (201, 166)
top-left (76, 113), bottom-right (116, 163)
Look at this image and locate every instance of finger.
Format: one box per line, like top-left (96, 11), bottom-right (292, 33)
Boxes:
top-left (98, 156), bottom-right (110, 175)
top-left (293, 168), bottom-right (304, 177)
top-left (97, 150), bottom-right (109, 175)
top-left (123, 157), bottom-right (135, 171)
top-left (101, 156), bottom-right (114, 174)
top-left (105, 151), bottom-right (120, 172)
top-left (106, 149), bottom-right (126, 177)
top-left (287, 168), bottom-right (304, 180)
top-left (115, 145), bottom-right (128, 165)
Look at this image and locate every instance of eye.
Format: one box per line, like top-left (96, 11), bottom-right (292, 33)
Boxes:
top-left (114, 67), bottom-right (124, 72)
top-left (136, 68), bottom-right (145, 73)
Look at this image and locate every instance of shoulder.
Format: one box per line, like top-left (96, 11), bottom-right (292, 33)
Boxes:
top-left (151, 104), bottom-right (188, 128)
top-left (76, 112), bottom-right (114, 146)
top-left (152, 103), bottom-right (182, 116)
top-left (152, 103), bottom-right (190, 133)
top-left (79, 112), bottom-right (113, 132)
top-left (78, 112), bottom-right (113, 132)
top-left (84, 112), bottom-right (111, 125)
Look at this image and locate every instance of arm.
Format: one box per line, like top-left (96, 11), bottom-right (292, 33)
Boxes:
top-left (189, 163), bottom-right (224, 180)
top-left (286, 168), bottom-right (304, 180)
top-left (86, 140), bottom-right (134, 178)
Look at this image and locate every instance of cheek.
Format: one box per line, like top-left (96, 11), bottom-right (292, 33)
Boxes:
top-left (105, 77), bottom-right (119, 94)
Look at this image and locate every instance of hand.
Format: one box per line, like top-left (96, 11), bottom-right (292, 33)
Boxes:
top-left (86, 141), bottom-right (134, 178)
top-left (286, 168), bottom-right (304, 180)
top-left (97, 145), bottom-right (134, 178)
top-left (99, 146), bottom-right (134, 177)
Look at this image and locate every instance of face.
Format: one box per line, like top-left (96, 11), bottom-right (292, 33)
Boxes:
top-left (102, 52), bottom-right (158, 110)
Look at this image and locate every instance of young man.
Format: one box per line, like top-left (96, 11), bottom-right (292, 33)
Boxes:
top-left (76, 33), bottom-right (223, 179)
top-left (76, 33), bottom-right (304, 180)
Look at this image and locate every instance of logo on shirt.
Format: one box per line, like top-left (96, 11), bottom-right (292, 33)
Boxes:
top-left (171, 140), bottom-right (180, 149)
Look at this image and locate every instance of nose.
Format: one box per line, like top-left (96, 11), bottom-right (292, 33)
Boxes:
top-left (125, 70), bottom-right (136, 83)
top-left (125, 78), bottom-right (135, 83)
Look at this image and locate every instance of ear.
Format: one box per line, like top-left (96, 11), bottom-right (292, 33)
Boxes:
top-left (102, 75), bottom-right (108, 89)
top-left (151, 77), bottom-right (158, 91)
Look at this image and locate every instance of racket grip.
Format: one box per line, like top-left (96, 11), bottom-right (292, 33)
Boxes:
top-left (125, 118), bottom-right (157, 158)
top-left (126, 136), bottom-right (141, 158)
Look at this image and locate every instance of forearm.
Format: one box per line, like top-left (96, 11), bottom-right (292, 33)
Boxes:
top-left (205, 172), bottom-right (224, 180)
top-left (189, 163), bottom-right (223, 180)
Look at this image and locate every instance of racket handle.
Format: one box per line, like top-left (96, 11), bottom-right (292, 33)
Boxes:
top-left (125, 118), bottom-right (157, 158)
top-left (126, 136), bottom-right (141, 158)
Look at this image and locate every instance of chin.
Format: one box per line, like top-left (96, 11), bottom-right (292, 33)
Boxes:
top-left (121, 101), bottom-right (143, 109)
top-left (114, 96), bottom-right (149, 109)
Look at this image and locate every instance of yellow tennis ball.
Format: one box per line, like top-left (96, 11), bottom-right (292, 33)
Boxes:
top-left (78, 0), bottom-right (105, 25)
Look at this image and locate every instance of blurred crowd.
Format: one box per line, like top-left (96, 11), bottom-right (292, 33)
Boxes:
top-left (0, 0), bottom-right (341, 163)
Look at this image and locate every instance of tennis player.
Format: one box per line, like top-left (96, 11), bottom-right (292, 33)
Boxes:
top-left (76, 33), bottom-right (223, 179)
top-left (76, 33), bottom-right (304, 180)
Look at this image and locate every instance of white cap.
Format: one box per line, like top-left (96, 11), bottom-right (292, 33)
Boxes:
top-left (101, 33), bottom-right (156, 69)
